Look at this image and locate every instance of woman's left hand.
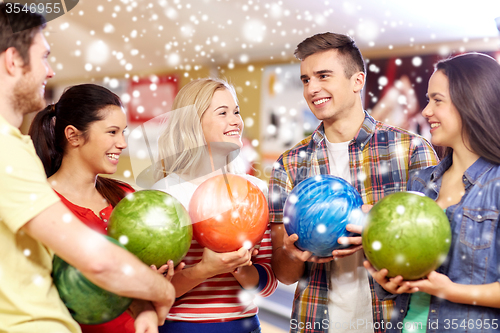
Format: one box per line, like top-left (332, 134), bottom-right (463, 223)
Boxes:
top-left (364, 261), bottom-right (416, 294)
top-left (407, 271), bottom-right (454, 298)
top-left (151, 260), bottom-right (186, 281)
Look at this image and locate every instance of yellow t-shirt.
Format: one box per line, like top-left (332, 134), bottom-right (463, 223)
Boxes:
top-left (0, 115), bottom-right (81, 333)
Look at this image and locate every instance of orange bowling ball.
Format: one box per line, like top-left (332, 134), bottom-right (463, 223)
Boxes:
top-left (189, 174), bottom-right (268, 253)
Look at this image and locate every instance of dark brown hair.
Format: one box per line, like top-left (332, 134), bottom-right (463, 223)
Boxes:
top-left (0, 2), bottom-right (46, 67)
top-left (29, 84), bottom-right (131, 206)
top-left (436, 52), bottom-right (500, 165)
top-left (294, 32), bottom-right (366, 78)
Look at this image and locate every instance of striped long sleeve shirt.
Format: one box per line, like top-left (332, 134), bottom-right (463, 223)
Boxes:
top-left (155, 173), bottom-right (278, 326)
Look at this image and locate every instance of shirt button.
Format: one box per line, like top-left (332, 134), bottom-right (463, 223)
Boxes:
top-left (103, 219), bottom-right (107, 222)
top-left (101, 212), bottom-right (105, 216)
top-left (431, 310), bottom-right (436, 313)
top-left (400, 309), bottom-right (404, 313)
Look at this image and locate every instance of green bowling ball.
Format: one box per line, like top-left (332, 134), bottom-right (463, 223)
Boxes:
top-left (52, 236), bottom-right (133, 324)
top-left (362, 191), bottom-right (451, 280)
top-left (108, 190), bottom-right (192, 267)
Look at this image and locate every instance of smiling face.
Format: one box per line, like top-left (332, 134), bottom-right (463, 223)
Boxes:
top-left (422, 70), bottom-right (463, 149)
top-left (78, 105), bottom-right (128, 175)
top-left (12, 31), bottom-right (55, 115)
top-left (201, 88), bottom-right (243, 152)
top-left (300, 49), bottom-right (364, 124)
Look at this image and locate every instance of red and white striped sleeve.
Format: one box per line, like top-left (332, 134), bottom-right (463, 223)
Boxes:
top-left (252, 222), bottom-right (278, 297)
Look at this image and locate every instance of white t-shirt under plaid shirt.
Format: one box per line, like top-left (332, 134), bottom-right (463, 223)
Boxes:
top-left (325, 138), bottom-right (372, 333)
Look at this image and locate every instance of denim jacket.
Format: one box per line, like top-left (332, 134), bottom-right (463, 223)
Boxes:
top-left (377, 155), bottom-right (500, 333)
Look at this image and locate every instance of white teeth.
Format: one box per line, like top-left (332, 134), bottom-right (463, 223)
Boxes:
top-left (313, 98), bottom-right (330, 105)
top-left (224, 131), bottom-right (239, 136)
top-left (430, 123), bottom-right (440, 128)
top-left (107, 154), bottom-right (119, 160)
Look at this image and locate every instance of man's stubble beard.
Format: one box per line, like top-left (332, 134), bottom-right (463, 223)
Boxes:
top-left (12, 67), bottom-right (46, 116)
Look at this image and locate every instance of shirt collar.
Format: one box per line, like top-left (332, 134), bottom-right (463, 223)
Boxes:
top-left (312, 122), bottom-right (326, 146)
top-left (463, 157), bottom-right (494, 186)
top-left (353, 111), bottom-right (377, 148)
top-left (430, 155), bottom-right (453, 182)
top-left (0, 113), bottom-right (31, 144)
top-left (430, 154), bottom-right (494, 187)
top-left (312, 111), bottom-right (375, 148)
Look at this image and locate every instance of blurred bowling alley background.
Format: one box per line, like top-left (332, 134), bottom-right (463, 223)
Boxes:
top-left (17, 1), bottom-right (500, 331)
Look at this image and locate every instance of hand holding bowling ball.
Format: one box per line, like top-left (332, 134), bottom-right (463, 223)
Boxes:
top-left (283, 175), bottom-right (364, 257)
top-left (362, 191), bottom-right (451, 280)
top-left (189, 174), bottom-right (268, 253)
top-left (197, 246), bottom-right (257, 277)
top-left (151, 260), bottom-right (186, 281)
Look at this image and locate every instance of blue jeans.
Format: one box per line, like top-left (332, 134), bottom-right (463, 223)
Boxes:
top-left (159, 315), bottom-right (261, 333)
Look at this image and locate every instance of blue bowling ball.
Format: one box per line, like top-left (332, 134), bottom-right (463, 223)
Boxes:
top-left (283, 175), bottom-right (364, 257)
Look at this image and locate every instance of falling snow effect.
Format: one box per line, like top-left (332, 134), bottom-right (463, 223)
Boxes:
top-left (62, 213), bottom-right (72, 223)
top-left (121, 264), bottom-right (134, 276)
top-left (372, 240), bottom-right (381, 251)
top-left (237, 289), bottom-right (256, 305)
top-left (119, 235), bottom-right (129, 245)
top-left (22, 3), bottom-right (500, 313)
top-left (412, 56), bottom-right (423, 67)
top-left (32, 274), bottom-right (44, 287)
top-left (41, 0), bottom-right (500, 86)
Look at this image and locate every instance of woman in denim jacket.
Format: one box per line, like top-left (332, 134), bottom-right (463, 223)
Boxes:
top-left (365, 53), bottom-right (500, 333)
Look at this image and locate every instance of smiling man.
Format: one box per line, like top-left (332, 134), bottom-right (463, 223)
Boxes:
top-left (268, 32), bottom-right (439, 333)
top-left (0, 4), bottom-right (175, 332)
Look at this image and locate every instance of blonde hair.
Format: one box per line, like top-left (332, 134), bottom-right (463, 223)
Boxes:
top-left (154, 78), bottom-right (243, 182)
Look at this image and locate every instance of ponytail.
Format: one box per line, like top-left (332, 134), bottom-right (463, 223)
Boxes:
top-left (96, 176), bottom-right (134, 207)
top-left (28, 84), bottom-right (129, 205)
top-left (29, 84), bottom-right (122, 178)
top-left (30, 105), bottom-right (132, 205)
top-left (29, 104), bottom-right (63, 177)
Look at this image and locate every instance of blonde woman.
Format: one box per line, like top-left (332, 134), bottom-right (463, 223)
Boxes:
top-left (152, 78), bottom-right (277, 333)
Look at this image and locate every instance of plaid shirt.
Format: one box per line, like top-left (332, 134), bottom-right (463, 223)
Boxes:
top-left (269, 112), bottom-right (438, 333)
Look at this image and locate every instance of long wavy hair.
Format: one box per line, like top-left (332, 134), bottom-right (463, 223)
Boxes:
top-left (436, 53), bottom-right (500, 164)
top-left (154, 78), bottom-right (243, 182)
